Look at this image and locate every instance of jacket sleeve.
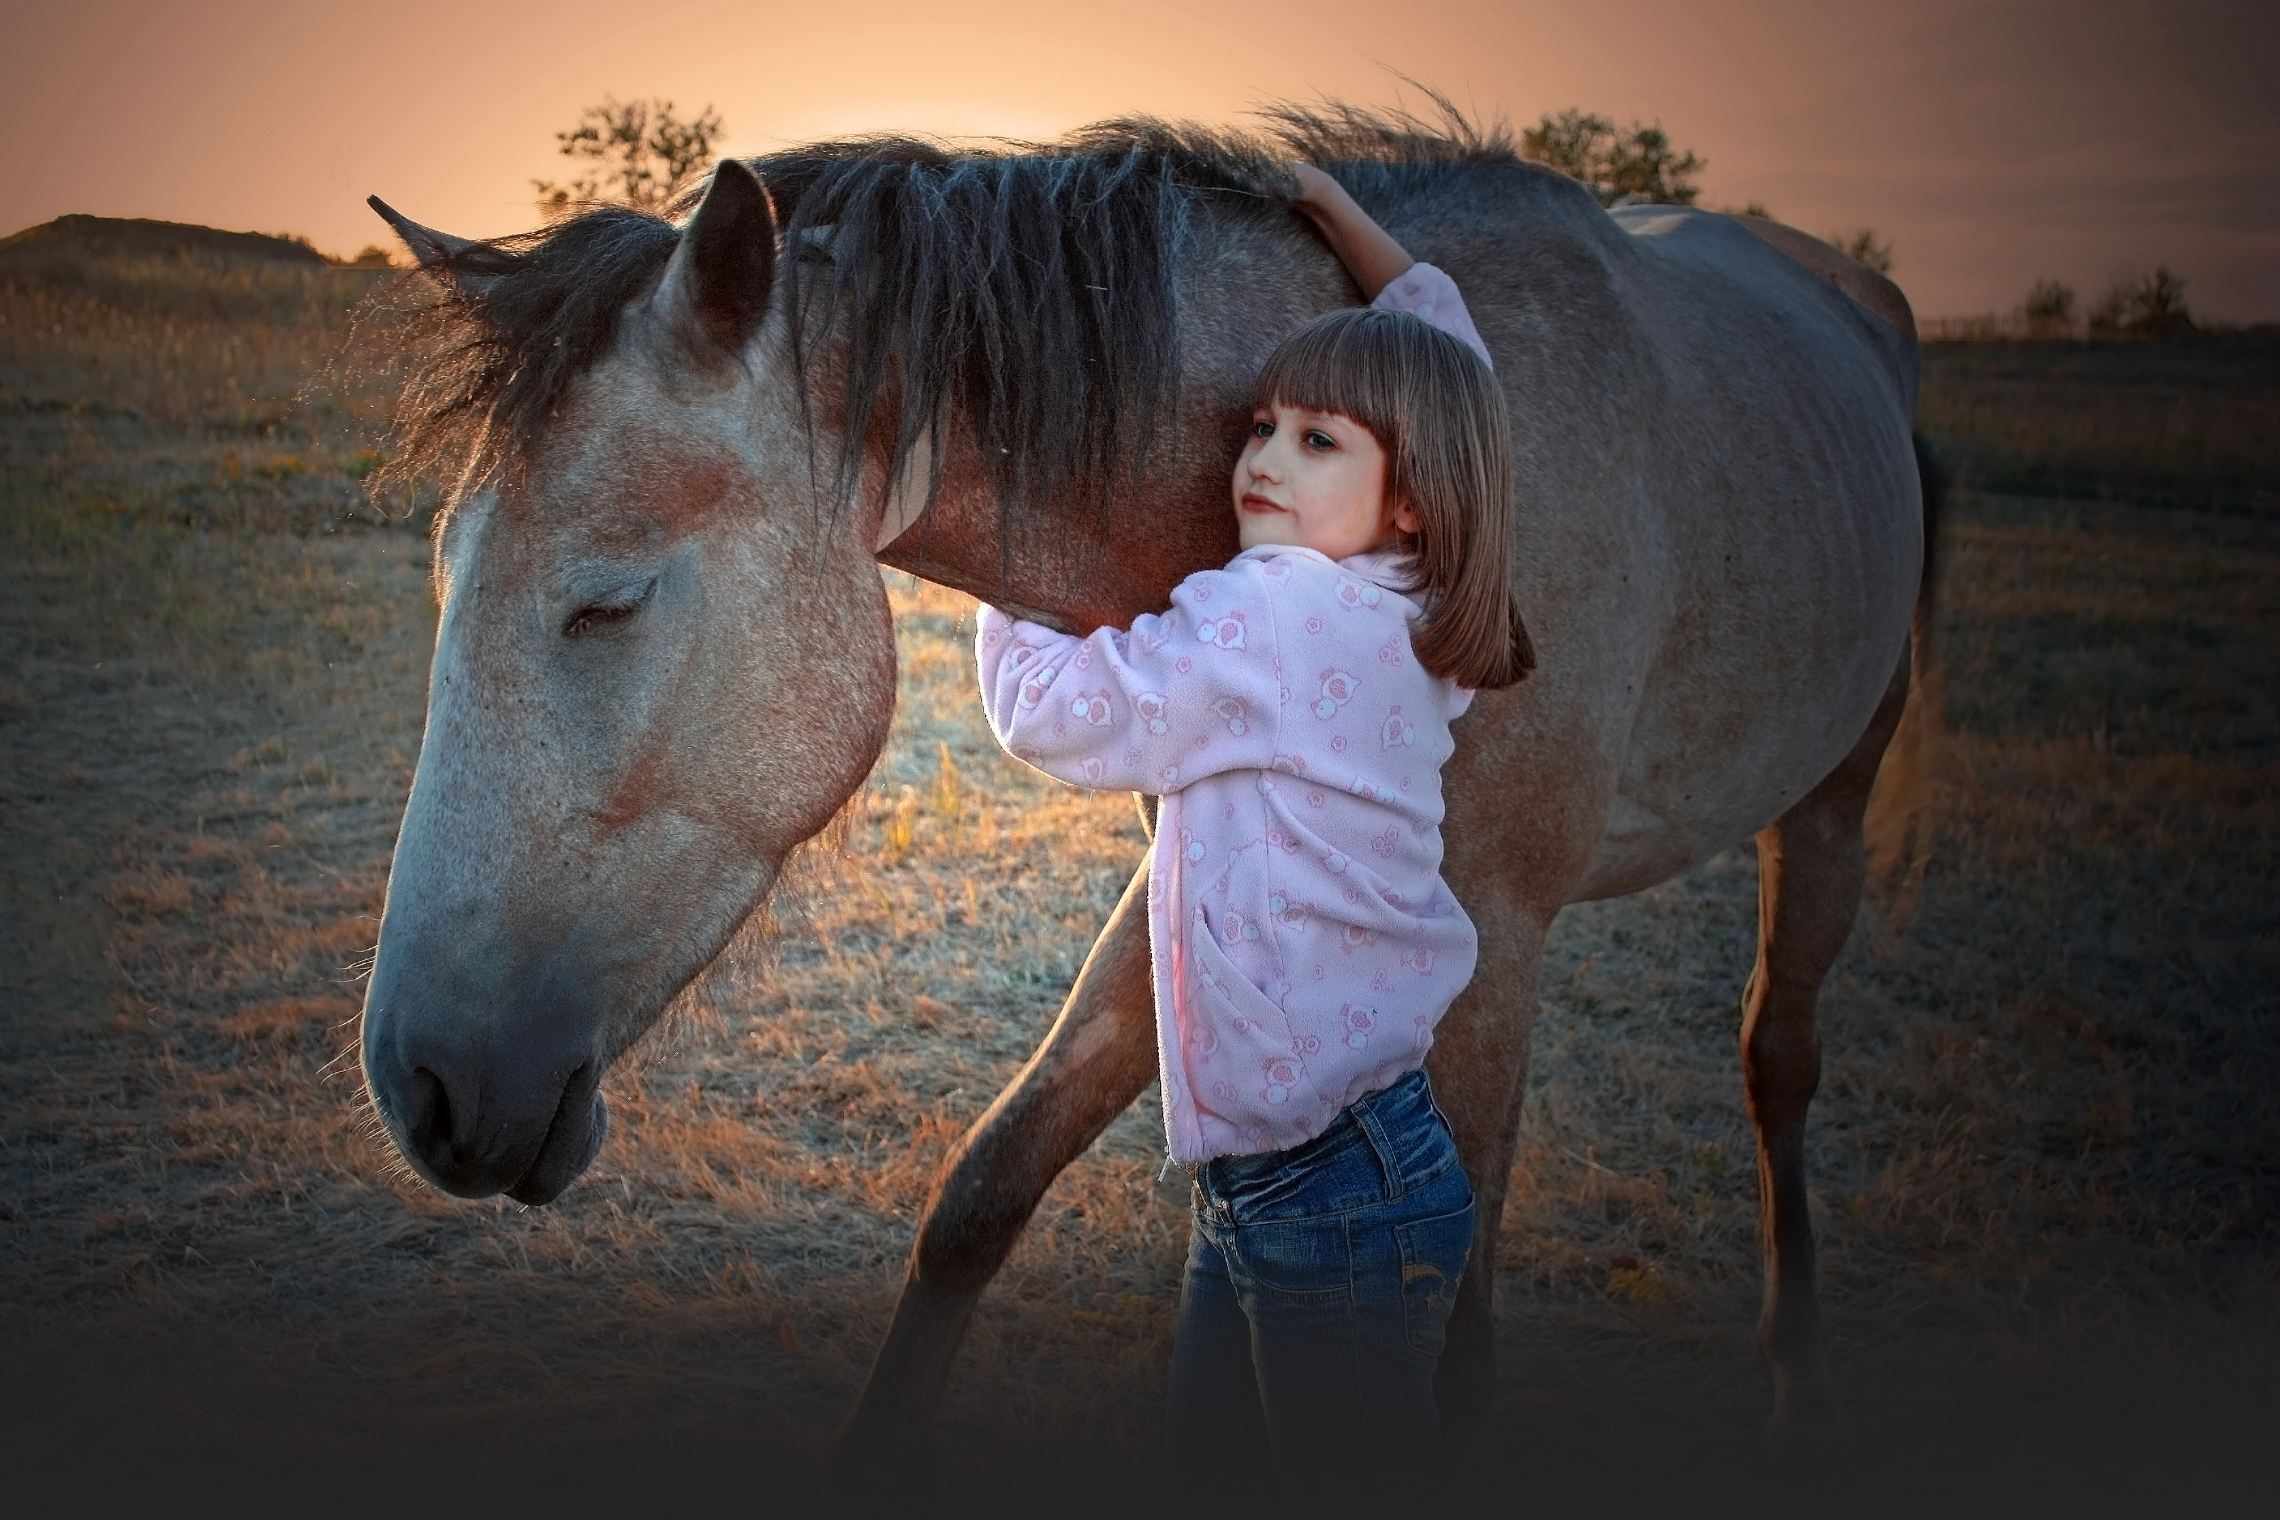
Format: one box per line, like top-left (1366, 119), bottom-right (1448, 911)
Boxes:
top-left (1373, 262), bottom-right (1493, 371)
top-left (977, 561), bottom-right (1286, 794)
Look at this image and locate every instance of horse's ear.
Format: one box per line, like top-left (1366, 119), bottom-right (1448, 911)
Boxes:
top-left (658, 159), bottom-right (778, 355)
top-left (366, 196), bottom-right (503, 290)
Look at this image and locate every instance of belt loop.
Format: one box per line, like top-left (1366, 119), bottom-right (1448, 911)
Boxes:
top-left (1350, 1088), bottom-right (1405, 1202)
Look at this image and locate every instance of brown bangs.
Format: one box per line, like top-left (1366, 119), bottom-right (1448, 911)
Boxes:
top-left (1253, 308), bottom-right (1533, 690)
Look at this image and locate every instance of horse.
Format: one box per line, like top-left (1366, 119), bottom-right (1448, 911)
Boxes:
top-left (356, 103), bottom-right (1931, 1482)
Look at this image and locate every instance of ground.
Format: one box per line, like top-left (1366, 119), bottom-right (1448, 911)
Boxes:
top-left (1, 247), bottom-right (2274, 1510)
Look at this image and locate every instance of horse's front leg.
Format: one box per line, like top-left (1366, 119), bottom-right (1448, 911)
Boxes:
top-left (1743, 653), bottom-right (1909, 1442)
top-left (828, 853), bottom-right (1158, 1489)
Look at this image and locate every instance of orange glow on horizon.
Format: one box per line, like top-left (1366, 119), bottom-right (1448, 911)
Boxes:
top-left (2, 0), bottom-right (2274, 319)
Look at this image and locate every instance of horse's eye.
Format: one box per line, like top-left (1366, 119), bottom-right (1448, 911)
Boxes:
top-left (563, 582), bottom-right (654, 639)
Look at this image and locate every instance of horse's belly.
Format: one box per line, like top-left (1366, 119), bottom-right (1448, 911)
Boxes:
top-left (1574, 522), bottom-right (1916, 901)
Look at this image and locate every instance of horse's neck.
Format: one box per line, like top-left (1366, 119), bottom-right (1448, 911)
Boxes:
top-left (877, 211), bottom-right (1351, 631)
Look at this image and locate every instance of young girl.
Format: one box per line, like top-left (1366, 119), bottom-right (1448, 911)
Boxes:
top-left (976, 163), bottom-right (1529, 1473)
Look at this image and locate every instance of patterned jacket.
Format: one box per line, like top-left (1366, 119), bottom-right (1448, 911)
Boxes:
top-left (978, 547), bottom-right (1478, 1162)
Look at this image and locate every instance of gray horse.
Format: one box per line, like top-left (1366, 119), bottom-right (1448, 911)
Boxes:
top-left (358, 106), bottom-right (1930, 1478)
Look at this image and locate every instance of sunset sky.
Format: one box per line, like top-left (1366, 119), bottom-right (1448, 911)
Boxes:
top-left (3, 0), bottom-right (2274, 320)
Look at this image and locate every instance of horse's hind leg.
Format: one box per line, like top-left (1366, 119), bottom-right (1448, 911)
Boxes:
top-left (828, 856), bottom-right (1157, 1490)
top-left (1426, 900), bottom-right (1549, 1448)
top-left (1744, 654), bottom-right (1909, 1441)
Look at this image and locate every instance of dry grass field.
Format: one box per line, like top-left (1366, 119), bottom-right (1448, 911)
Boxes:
top-left (1917, 337), bottom-right (2280, 515)
top-left (3, 239), bottom-right (2274, 1509)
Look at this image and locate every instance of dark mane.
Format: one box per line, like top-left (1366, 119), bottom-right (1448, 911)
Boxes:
top-left (760, 117), bottom-right (1284, 526)
top-left (372, 96), bottom-right (1518, 515)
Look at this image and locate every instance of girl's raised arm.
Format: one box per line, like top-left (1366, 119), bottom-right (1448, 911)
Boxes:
top-left (1291, 162), bottom-right (1494, 368)
top-left (1290, 161), bottom-right (1414, 300)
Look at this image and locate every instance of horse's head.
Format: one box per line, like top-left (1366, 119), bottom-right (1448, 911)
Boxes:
top-left (360, 164), bottom-right (897, 1203)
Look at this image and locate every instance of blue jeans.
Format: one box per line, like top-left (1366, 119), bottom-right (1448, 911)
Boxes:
top-left (1164, 1067), bottom-right (1475, 1478)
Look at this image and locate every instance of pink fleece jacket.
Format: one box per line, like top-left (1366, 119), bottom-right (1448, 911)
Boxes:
top-left (978, 548), bottom-right (1478, 1162)
top-left (975, 263), bottom-right (1491, 1164)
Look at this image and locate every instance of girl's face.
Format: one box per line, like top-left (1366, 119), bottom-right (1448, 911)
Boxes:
top-left (1232, 402), bottom-right (1420, 559)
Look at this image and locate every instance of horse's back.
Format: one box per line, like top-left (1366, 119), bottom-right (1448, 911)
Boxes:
top-left (1727, 214), bottom-right (1916, 344)
top-left (1438, 186), bottom-right (1924, 904)
top-left (1607, 202), bottom-right (1918, 412)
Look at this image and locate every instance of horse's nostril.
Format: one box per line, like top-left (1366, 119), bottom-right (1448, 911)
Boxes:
top-left (404, 1066), bottom-right (455, 1168)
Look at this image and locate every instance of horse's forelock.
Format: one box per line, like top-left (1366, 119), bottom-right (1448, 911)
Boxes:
top-left (369, 207), bottom-right (683, 507)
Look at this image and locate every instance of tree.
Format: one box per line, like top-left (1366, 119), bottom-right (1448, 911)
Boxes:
top-left (534, 96), bottom-right (725, 217)
top-left (1828, 228), bottom-right (1895, 274)
top-left (2089, 268), bottom-right (2194, 338)
top-left (1521, 110), bottom-right (1704, 207)
top-left (2021, 278), bottom-right (2075, 338)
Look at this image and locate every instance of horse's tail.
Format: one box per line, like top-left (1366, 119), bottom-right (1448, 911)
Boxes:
top-left (1864, 432), bottom-right (1946, 916)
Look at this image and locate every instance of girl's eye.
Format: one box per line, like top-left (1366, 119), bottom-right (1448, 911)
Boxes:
top-left (1304, 430), bottom-right (1336, 451)
top-left (1250, 420), bottom-right (1274, 439)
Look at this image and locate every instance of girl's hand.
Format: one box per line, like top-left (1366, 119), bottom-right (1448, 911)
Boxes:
top-left (1290, 160), bottom-right (1344, 213)
top-left (1288, 160), bottom-right (1415, 300)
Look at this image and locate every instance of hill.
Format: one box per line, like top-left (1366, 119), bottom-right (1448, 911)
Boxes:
top-left (0, 213), bottom-right (328, 269)
top-left (1, 214), bottom-right (385, 415)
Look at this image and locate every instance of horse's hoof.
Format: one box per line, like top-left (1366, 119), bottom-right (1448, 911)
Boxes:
top-left (1762, 1379), bottom-right (1853, 1449)
top-left (821, 1425), bottom-right (933, 1508)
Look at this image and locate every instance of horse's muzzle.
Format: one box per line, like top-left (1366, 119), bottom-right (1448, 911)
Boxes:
top-left (365, 1013), bottom-right (610, 1204)
top-left (505, 1067), bottom-right (610, 1205)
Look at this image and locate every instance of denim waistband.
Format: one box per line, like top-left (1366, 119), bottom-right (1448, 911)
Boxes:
top-left (1192, 1067), bottom-right (1459, 1225)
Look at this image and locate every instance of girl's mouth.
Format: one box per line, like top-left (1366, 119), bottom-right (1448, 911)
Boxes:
top-left (1240, 493), bottom-right (1284, 513)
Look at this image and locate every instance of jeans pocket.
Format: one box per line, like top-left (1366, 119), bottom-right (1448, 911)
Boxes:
top-left (1394, 1199), bottom-right (1474, 1357)
top-left (1227, 1216), bottom-right (1352, 1306)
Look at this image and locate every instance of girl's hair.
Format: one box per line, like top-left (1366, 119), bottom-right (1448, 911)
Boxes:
top-left (1252, 307), bottom-right (1534, 689)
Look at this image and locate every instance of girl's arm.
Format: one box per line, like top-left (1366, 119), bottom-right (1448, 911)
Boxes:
top-left (1291, 161), bottom-right (1413, 300)
top-left (977, 565), bottom-right (1285, 795)
top-left (1292, 161), bottom-right (1493, 369)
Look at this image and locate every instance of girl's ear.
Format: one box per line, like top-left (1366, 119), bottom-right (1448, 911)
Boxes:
top-left (1390, 497), bottom-right (1422, 536)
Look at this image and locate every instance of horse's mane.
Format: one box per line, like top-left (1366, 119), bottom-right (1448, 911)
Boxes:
top-left (372, 95), bottom-right (1518, 516)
